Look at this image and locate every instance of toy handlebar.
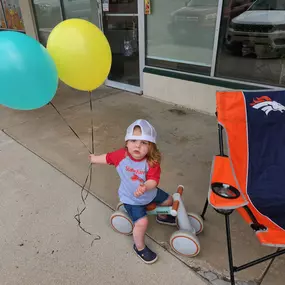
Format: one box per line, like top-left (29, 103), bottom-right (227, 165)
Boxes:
top-left (172, 200), bottom-right (179, 212)
top-left (177, 185), bottom-right (183, 196)
top-left (171, 199), bottom-right (180, 216)
top-left (171, 186), bottom-right (184, 216)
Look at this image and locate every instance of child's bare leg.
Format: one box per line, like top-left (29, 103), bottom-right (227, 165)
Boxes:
top-left (133, 216), bottom-right (157, 263)
top-left (133, 216), bottom-right (148, 250)
top-left (158, 195), bottom-right (173, 219)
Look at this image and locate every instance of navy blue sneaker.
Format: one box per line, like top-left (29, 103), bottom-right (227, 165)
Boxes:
top-left (156, 215), bottom-right (177, 226)
top-left (133, 244), bottom-right (158, 264)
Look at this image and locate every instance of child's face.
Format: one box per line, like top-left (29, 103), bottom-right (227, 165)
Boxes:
top-left (126, 127), bottom-right (149, 160)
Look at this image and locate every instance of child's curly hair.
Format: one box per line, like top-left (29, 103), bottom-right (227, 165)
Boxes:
top-left (147, 142), bottom-right (161, 167)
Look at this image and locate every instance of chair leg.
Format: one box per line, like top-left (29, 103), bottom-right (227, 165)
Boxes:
top-left (201, 199), bottom-right (209, 220)
top-left (225, 214), bottom-right (236, 285)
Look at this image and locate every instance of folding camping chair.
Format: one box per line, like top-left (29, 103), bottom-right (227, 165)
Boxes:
top-left (201, 90), bottom-right (285, 285)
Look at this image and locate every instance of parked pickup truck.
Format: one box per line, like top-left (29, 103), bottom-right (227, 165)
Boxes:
top-left (226, 0), bottom-right (285, 58)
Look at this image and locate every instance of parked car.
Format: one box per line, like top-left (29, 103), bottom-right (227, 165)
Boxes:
top-left (219, 0), bottom-right (253, 45)
top-left (226, 0), bottom-right (285, 58)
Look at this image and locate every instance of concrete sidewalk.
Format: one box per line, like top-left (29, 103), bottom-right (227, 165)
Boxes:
top-left (0, 83), bottom-right (284, 285)
top-left (0, 131), bottom-right (207, 285)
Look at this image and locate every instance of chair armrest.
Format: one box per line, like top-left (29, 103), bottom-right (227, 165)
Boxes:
top-left (209, 156), bottom-right (247, 210)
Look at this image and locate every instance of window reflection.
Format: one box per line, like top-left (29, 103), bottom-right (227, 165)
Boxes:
top-left (32, 0), bottom-right (63, 45)
top-left (216, 0), bottom-right (285, 86)
top-left (62, 0), bottom-right (100, 27)
top-left (249, 0), bottom-right (285, 10)
top-left (146, 0), bottom-right (218, 75)
top-left (33, 0), bottom-right (62, 29)
top-left (63, 0), bottom-right (91, 20)
top-left (33, 0), bottom-right (100, 45)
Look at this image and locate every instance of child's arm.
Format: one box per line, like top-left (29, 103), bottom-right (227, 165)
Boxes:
top-left (89, 148), bottom-right (126, 166)
top-left (134, 179), bottom-right (157, 197)
top-left (144, 180), bottom-right (158, 191)
top-left (89, 154), bottom-right (107, 164)
top-left (134, 162), bottom-right (161, 197)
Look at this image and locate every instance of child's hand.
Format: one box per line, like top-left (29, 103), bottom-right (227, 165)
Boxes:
top-left (88, 154), bottom-right (107, 165)
top-left (89, 154), bottom-right (96, 164)
top-left (134, 184), bottom-right (147, 197)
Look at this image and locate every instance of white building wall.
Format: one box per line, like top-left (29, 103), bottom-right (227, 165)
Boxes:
top-left (143, 72), bottom-right (230, 115)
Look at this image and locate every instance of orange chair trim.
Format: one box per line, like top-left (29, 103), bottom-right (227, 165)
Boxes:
top-left (209, 156), bottom-right (247, 210)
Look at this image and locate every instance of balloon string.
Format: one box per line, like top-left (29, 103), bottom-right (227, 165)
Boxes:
top-left (73, 90), bottom-right (100, 245)
top-left (74, 164), bottom-right (101, 244)
top-left (50, 93), bottom-right (100, 244)
top-left (89, 91), bottom-right (95, 154)
top-left (50, 102), bottom-right (91, 154)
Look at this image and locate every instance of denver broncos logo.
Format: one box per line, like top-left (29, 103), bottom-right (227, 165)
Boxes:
top-left (250, 96), bottom-right (285, 115)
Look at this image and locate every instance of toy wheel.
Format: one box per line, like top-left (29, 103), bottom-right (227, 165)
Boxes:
top-left (187, 213), bottom-right (204, 235)
top-left (110, 211), bottom-right (133, 235)
top-left (176, 213), bottom-right (204, 235)
top-left (116, 202), bottom-right (126, 212)
top-left (170, 230), bottom-right (200, 257)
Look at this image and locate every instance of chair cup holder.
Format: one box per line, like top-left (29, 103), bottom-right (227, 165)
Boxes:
top-left (211, 182), bottom-right (240, 199)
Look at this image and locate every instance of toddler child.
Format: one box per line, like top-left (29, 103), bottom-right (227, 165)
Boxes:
top-left (89, 119), bottom-right (176, 264)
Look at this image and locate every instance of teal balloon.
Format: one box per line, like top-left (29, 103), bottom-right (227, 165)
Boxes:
top-left (0, 31), bottom-right (58, 110)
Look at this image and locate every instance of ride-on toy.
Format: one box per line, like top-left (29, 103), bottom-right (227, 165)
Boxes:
top-left (110, 185), bottom-right (204, 257)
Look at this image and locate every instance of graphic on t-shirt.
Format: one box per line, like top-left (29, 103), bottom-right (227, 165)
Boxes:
top-left (131, 174), bottom-right (145, 184)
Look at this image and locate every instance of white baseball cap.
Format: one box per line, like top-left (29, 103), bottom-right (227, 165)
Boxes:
top-left (125, 119), bottom-right (157, 143)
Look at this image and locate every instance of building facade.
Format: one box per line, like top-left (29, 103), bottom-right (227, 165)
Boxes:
top-left (6, 0), bottom-right (285, 114)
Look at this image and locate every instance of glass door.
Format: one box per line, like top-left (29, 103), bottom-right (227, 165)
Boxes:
top-left (98, 0), bottom-right (144, 94)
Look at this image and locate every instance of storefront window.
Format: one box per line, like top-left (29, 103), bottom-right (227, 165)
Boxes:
top-left (33, 0), bottom-right (101, 45)
top-left (0, 0), bottom-right (24, 31)
top-left (62, 0), bottom-right (100, 27)
top-left (32, 0), bottom-right (63, 45)
top-left (146, 0), bottom-right (219, 75)
top-left (215, 0), bottom-right (285, 86)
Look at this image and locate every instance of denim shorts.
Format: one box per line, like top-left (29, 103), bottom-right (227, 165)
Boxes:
top-left (123, 188), bottom-right (170, 223)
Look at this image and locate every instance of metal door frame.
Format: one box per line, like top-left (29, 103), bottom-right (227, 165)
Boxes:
top-left (97, 0), bottom-right (145, 94)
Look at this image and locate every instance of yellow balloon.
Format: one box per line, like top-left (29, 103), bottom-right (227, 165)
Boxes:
top-left (47, 19), bottom-right (112, 91)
